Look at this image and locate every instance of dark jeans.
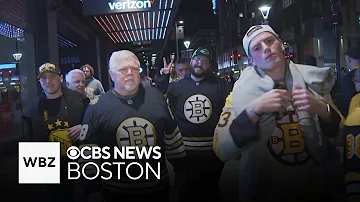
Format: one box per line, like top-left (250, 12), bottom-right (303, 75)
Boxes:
top-left (46, 180), bottom-right (76, 202)
top-left (178, 158), bottom-right (224, 202)
top-left (103, 188), bottom-right (170, 202)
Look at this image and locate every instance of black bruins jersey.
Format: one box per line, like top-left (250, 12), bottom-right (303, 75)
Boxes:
top-left (343, 108), bottom-right (360, 202)
top-left (167, 74), bottom-right (233, 156)
top-left (79, 86), bottom-right (186, 196)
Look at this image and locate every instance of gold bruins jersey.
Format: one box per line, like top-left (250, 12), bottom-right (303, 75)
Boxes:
top-left (343, 106), bottom-right (360, 202)
top-left (79, 86), bottom-right (186, 196)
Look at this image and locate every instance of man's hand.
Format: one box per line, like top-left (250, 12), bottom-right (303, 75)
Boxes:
top-left (68, 124), bottom-right (81, 142)
top-left (250, 89), bottom-right (290, 115)
top-left (292, 83), bottom-right (328, 117)
top-left (160, 57), bottom-right (173, 75)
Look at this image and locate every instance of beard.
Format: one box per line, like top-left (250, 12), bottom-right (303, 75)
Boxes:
top-left (123, 77), bottom-right (138, 91)
top-left (124, 84), bottom-right (137, 91)
top-left (190, 65), bottom-right (210, 78)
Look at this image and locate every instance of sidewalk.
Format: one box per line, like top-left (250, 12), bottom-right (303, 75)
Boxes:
top-left (0, 109), bottom-right (24, 155)
top-left (0, 132), bottom-right (24, 155)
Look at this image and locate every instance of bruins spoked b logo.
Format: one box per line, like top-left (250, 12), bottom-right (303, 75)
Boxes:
top-left (184, 94), bottom-right (212, 124)
top-left (117, 117), bottom-right (156, 147)
top-left (267, 110), bottom-right (309, 166)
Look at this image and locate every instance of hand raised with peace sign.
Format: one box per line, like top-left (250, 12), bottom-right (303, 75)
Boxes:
top-left (160, 57), bottom-right (174, 75)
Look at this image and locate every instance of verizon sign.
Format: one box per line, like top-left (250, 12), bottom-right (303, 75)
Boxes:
top-left (83, 0), bottom-right (157, 16)
top-left (108, 1), bottom-right (152, 10)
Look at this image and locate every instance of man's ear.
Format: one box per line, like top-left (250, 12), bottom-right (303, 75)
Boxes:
top-left (280, 41), bottom-right (285, 52)
top-left (248, 56), bottom-right (255, 66)
top-left (108, 70), bottom-right (114, 82)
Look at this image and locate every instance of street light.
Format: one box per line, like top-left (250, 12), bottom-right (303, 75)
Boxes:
top-left (184, 40), bottom-right (190, 49)
top-left (175, 20), bottom-right (184, 60)
top-left (259, 5), bottom-right (271, 24)
top-left (13, 53), bottom-right (22, 61)
top-left (145, 60), bottom-right (150, 76)
top-left (183, 40), bottom-right (192, 58)
top-left (330, 0), bottom-right (341, 87)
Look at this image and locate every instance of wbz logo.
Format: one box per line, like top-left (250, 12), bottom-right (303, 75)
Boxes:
top-left (23, 156), bottom-right (56, 167)
top-left (18, 142), bottom-right (60, 184)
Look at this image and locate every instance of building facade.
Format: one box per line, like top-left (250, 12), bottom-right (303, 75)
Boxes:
top-left (0, 0), bottom-right (110, 146)
top-left (215, 0), bottom-right (360, 78)
top-left (271, 0), bottom-right (360, 71)
top-left (215, 0), bottom-right (266, 76)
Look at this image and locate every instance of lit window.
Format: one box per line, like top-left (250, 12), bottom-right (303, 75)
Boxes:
top-left (239, 13), bottom-right (244, 18)
top-left (283, 0), bottom-right (293, 9)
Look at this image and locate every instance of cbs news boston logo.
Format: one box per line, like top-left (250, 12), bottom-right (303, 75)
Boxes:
top-left (18, 142), bottom-right (162, 184)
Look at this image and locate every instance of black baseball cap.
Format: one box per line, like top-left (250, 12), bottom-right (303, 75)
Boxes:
top-left (345, 47), bottom-right (360, 60)
top-left (37, 63), bottom-right (61, 78)
top-left (192, 47), bottom-right (211, 60)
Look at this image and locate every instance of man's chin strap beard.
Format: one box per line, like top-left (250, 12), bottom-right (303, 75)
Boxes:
top-left (191, 72), bottom-right (205, 81)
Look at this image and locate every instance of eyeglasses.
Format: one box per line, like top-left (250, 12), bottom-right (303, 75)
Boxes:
top-left (192, 57), bottom-right (210, 65)
top-left (118, 66), bottom-right (140, 74)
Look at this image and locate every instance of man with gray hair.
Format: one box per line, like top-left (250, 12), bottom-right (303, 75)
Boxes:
top-left (214, 25), bottom-right (344, 201)
top-left (66, 69), bottom-right (98, 103)
top-left (79, 50), bottom-right (186, 202)
top-left (65, 69), bottom-right (86, 94)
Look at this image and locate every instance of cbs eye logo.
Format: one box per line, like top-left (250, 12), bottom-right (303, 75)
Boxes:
top-left (66, 146), bottom-right (81, 160)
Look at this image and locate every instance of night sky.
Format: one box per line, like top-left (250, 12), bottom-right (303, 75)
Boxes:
top-left (176, 0), bottom-right (218, 36)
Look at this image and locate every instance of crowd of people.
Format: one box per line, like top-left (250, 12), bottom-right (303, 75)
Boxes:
top-left (22, 24), bottom-right (360, 202)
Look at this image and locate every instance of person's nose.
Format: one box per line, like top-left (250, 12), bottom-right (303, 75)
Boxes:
top-left (44, 78), bottom-right (52, 84)
top-left (261, 42), bottom-right (271, 54)
top-left (126, 67), bottom-right (134, 75)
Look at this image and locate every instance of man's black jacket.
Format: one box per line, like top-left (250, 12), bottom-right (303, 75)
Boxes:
top-left (336, 70), bottom-right (357, 117)
top-left (23, 87), bottom-right (89, 141)
top-left (155, 71), bottom-right (171, 95)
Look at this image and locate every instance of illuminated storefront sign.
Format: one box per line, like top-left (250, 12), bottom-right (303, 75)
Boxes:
top-left (108, 0), bottom-right (152, 11)
top-left (83, 0), bottom-right (158, 15)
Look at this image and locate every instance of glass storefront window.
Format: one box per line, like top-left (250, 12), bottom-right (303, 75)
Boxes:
top-left (0, 20), bottom-right (36, 142)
